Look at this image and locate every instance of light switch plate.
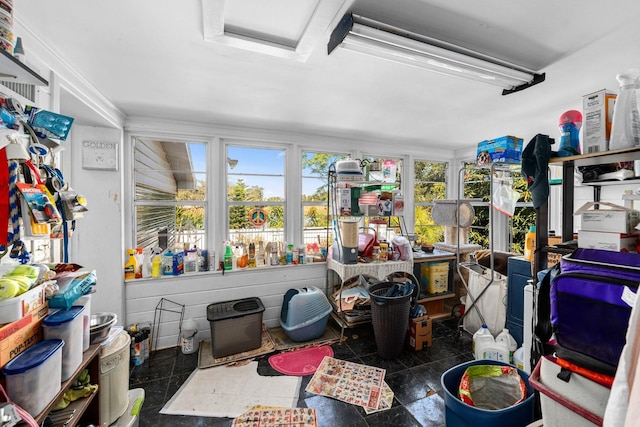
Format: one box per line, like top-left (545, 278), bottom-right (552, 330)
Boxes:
top-left (82, 141), bottom-right (118, 170)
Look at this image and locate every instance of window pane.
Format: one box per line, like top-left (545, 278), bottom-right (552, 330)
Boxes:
top-left (414, 160), bottom-right (447, 244)
top-left (227, 146), bottom-right (285, 200)
top-left (227, 145), bottom-right (285, 247)
top-left (134, 137), bottom-right (207, 251)
top-left (302, 151), bottom-right (348, 256)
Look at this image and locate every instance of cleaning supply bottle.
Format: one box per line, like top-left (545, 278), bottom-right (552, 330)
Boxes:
top-left (610, 68), bottom-right (640, 150)
top-left (248, 242), bottom-right (256, 268)
top-left (558, 110), bottom-right (582, 156)
top-left (162, 250), bottom-right (174, 275)
top-left (134, 248), bottom-right (144, 278)
top-left (524, 226), bottom-right (536, 261)
top-left (472, 324), bottom-right (494, 354)
top-left (257, 241), bottom-right (266, 267)
top-left (141, 248), bottom-right (152, 278)
top-left (151, 250), bottom-right (162, 278)
top-left (496, 328), bottom-right (518, 364)
top-left (223, 243), bottom-right (233, 271)
top-left (124, 249), bottom-right (137, 280)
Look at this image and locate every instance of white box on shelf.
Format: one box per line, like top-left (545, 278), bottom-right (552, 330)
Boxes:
top-left (578, 230), bottom-right (639, 252)
top-left (575, 201), bottom-right (640, 234)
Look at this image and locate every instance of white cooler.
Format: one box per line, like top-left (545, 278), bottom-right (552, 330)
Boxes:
top-left (100, 330), bottom-right (131, 426)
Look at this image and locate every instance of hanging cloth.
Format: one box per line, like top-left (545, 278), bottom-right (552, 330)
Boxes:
top-left (7, 160), bottom-right (19, 246)
top-left (0, 148), bottom-right (11, 249)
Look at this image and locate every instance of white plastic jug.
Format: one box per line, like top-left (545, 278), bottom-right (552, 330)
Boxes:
top-left (472, 324), bottom-right (493, 354)
top-left (476, 339), bottom-right (510, 363)
top-left (496, 328), bottom-right (518, 364)
top-left (180, 318), bottom-right (199, 354)
top-left (513, 346), bottom-right (525, 372)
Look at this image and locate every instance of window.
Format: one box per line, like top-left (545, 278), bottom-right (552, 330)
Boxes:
top-left (133, 137), bottom-right (207, 252)
top-left (226, 145), bottom-right (285, 249)
top-left (360, 156), bottom-right (403, 239)
top-left (301, 151), bottom-right (348, 253)
top-left (414, 160), bottom-right (447, 244)
top-left (462, 161), bottom-right (533, 252)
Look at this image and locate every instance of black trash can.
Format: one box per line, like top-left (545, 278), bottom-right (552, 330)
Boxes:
top-left (369, 281), bottom-right (413, 359)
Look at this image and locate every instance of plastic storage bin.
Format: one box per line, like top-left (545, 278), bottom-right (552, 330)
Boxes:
top-left (76, 291), bottom-right (92, 351)
top-left (279, 287), bottom-right (332, 342)
top-left (207, 297), bottom-right (264, 358)
top-left (2, 339), bottom-right (64, 416)
top-left (421, 262), bottom-right (449, 294)
top-left (529, 356), bottom-right (610, 427)
top-left (441, 359), bottom-right (535, 427)
top-left (43, 305), bottom-right (84, 381)
top-left (100, 330), bottom-right (131, 427)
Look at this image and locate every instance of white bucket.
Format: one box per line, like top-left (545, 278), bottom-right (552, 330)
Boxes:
top-left (180, 318), bottom-right (199, 354)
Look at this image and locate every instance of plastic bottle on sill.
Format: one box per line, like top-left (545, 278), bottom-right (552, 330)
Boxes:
top-left (151, 251), bottom-right (162, 278)
top-left (124, 249), bottom-right (137, 280)
top-left (257, 241), bottom-right (266, 267)
top-left (248, 242), bottom-right (256, 268)
top-left (141, 248), bottom-right (152, 278)
top-left (134, 248), bottom-right (144, 279)
top-left (495, 328), bottom-right (518, 364)
top-left (223, 244), bottom-right (233, 271)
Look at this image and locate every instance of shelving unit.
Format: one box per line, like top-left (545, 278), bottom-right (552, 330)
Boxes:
top-left (0, 48), bottom-right (48, 86)
top-left (33, 343), bottom-right (101, 426)
top-left (455, 162), bottom-right (520, 333)
top-left (326, 258), bottom-right (413, 337)
top-left (535, 147), bottom-right (640, 275)
top-left (412, 250), bottom-right (457, 319)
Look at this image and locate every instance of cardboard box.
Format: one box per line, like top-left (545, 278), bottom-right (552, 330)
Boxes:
top-left (0, 302), bottom-right (48, 368)
top-left (583, 89), bottom-right (616, 154)
top-left (578, 230), bottom-right (639, 252)
top-left (476, 136), bottom-right (523, 165)
top-left (576, 201), bottom-right (640, 234)
top-left (407, 315), bottom-right (432, 350)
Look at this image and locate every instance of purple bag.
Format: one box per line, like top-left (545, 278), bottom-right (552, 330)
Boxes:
top-left (552, 248), bottom-right (640, 371)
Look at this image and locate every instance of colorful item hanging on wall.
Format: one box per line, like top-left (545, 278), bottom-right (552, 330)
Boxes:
top-left (248, 208), bottom-right (267, 227)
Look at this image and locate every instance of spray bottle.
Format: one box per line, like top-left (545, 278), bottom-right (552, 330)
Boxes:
top-left (223, 242), bottom-right (233, 271)
top-left (610, 69), bottom-right (640, 150)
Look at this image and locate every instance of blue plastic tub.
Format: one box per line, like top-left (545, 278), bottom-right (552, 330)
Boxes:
top-left (280, 287), bottom-right (332, 342)
top-left (441, 359), bottom-right (535, 427)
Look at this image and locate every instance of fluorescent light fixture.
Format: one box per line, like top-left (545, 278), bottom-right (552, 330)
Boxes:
top-left (328, 14), bottom-right (545, 95)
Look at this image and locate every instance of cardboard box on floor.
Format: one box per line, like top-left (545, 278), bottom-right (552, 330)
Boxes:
top-left (0, 302), bottom-right (48, 368)
top-left (407, 315), bottom-right (432, 351)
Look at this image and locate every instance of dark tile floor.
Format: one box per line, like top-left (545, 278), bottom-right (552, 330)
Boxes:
top-left (129, 317), bottom-right (474, 427)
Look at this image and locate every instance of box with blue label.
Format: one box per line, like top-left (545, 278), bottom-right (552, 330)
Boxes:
top-left (476, 136), bottom-right (523, 165)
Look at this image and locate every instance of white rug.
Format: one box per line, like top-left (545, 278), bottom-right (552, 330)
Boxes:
top-left (160, 361), bottom-right (301, 418)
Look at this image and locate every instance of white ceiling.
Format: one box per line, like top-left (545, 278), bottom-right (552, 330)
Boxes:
top-left (13, 0), bottom-right (640, 152)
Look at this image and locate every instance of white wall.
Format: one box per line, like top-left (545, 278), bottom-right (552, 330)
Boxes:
top-left (125, 262), bottom-right (327, 349)
top-left (66, 125), bottom-right (125, 320)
